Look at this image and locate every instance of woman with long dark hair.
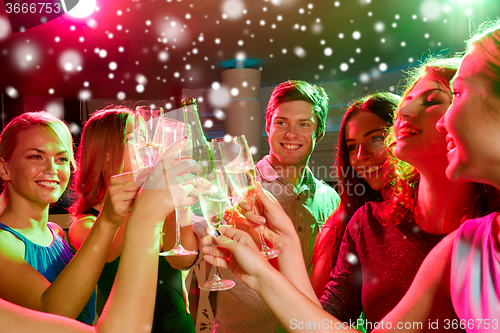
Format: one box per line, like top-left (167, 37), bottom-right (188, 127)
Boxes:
top-left (311, 92), bottom-right (400, 296)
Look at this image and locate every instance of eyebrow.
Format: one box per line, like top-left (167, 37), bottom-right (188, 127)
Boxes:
top-left (404, 88), bottom-right (449, 101)
top-left (273, 116), bottom-right (315, 122)
top-left (345, 129), bottom-right (383, 142)
top-left (27, 148), bottom-right (68, 155)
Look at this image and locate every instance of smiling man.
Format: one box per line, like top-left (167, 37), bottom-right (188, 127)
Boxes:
top-left (214, 80), bottom-right (340, 333)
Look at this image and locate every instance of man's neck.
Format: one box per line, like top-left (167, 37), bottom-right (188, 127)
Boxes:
top-left (267, 156), bottom-right (308, 188)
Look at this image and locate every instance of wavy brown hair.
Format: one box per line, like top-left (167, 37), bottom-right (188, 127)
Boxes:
top-left (69, 107), bottom-right (132, 217)
top-left (380, 56), bottom-right (500, 225)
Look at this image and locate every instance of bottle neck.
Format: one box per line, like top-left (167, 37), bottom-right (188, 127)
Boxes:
top-left (183, 104), bottom-right (209, 146)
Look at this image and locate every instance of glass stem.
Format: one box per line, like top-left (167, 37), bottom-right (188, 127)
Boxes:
top-left (174, 208), bottom-right (182, 246)
top-left (249, 198), bottom-right (269, 251)
top-left (258, 228), bottom-right (269, 251)
top-left (213, 244), bottom-right (221, 280)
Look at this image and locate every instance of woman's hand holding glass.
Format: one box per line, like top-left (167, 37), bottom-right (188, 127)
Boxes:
top-left (201, 226), bottom-right (275, 292)
top-left (153, 118), bottom-right (200, 256)
top-left (212, 135), bottom-right (281, 259)
top-left (234, 182), bottom-right (298, 254)
top-left (197, 157), bottom-right (236, 291)
top-left (138, 137), bottom-right (209, 219)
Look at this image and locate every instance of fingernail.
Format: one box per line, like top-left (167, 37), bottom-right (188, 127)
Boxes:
top-left (214, 229), bottom-right (222, 238)
top-left (183, 135), bottom-right (189, 140)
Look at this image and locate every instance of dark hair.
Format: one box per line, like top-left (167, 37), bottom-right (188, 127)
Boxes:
top-left (312, 92), bottom-right (400, 272)
top-left (265, 80), bottom-right (329, 136)
top-left (69, 107), bottom-right (132, 217)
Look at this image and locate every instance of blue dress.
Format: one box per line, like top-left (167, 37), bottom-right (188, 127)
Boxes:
top-left (0, 222), bottom-right (96, 325)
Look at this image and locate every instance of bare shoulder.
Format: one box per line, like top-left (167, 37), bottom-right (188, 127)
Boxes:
top-left (68, 214), bottom-right (97, 250)
top-left (433, 230), bottom-right (457, 254)
top-left (68, 215), bottom-right (97, 233)
top-left (0, 229), bottom-right (25, 261)
top-left (416, 230), bottom-right (457, 297)
top-left (0, 229), bottom-right (52, 309)
top-left (47, 222), bottom-right (65, 239)
top-left (423, 230), bottom-right (457, 272)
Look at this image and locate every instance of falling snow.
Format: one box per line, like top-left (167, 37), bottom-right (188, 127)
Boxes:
top-left (79, 90), bottom-right (91, 100)
top-left (0, 0), bottom-right (495, 123)
top-left (214, 109), bottom-right (226, 120)
top-left (6, 86), bottom-right (18, 98)
top-left (204, 119), bottom-right (214, 128)
top-left (374, 22), bottom-right (384, 32)
top-left (346, 252), bottom-right (359, 265)
top-left (294, 46), bottom-right (306, 58)
top-left (59, 50), bottom-right (82, 73)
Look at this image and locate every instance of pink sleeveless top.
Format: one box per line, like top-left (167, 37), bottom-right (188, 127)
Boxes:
top-left (451, 213), bottom-right (500, 332)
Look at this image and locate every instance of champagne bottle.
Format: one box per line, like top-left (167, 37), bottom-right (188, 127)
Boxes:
top-left (181, 98), bottom-right (210, 162)
top-left (181, 98), bottom-right (211, 216)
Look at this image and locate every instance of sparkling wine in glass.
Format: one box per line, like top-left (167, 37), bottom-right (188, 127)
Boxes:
top-left (134, 105), bottom-right (164, 168)
top-left (155, 118), bottom-right (198, 257)
top-left (214, 135), bottom-right (281, 260)
top-left (198, 158), bottom-right (236, 291)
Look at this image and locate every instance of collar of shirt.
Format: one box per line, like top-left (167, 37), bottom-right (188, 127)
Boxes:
top-left (256, 156), bottom-right (317, 195)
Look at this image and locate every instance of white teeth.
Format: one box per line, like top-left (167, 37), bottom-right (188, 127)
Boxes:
top-left (447, 140), bottom-right (456, 152)
top-left (365, 165), bottom-right (382, 173)
top-left (37, 181), bottom-right (58, 188)
top-left (399, 127), bottom-right (421, 135)
top-left (283, 144), bottom-right (300, 149)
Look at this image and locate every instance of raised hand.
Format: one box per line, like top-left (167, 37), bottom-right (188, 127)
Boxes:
top-left (100, 172), bottom-right (141, 227)
top-left (138, 137), bottom-right (209, 217)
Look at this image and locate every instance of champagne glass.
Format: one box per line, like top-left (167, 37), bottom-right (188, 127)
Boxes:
top-left (198, 155), bottom-right (236, 291)
top-left (213, 135), bottom-right (281, 260)
top-left (134, 105), bottom-right (164, 168)
top-left (155, 118), bottom-right (198, 257)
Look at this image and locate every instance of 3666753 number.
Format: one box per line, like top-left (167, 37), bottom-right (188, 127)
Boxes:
top-left (5, 2), bottom-right (61, 14)
top-left (444, 319), bottom-right (499, 330)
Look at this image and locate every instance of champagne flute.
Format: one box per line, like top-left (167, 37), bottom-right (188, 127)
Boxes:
top-left (134, 105), bottom-right (164, 168)
top-left (155, 118), bottom-right (198, 257)
top-left (198, 155), bottom-right (236, 291)
top-left (213, 135), bottom-right (281, 260)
